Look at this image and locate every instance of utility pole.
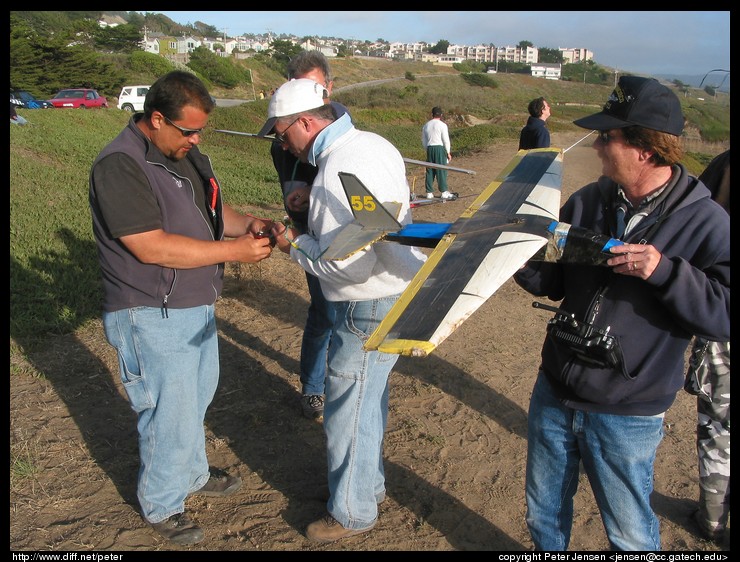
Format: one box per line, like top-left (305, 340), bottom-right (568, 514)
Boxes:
top-left (614, 68), bottom-right (618, 87)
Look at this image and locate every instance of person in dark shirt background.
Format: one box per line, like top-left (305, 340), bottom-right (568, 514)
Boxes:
top-left (518, 97), bottom-right (551, 149)
top-left (263, 50), bottom-right (350, 422)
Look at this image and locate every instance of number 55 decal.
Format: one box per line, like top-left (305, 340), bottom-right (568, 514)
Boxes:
top-left (350, 195), bottom-right (376, 212)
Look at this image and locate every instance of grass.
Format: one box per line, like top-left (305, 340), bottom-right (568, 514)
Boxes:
top-left (10, 69), bottom-right (729, 343)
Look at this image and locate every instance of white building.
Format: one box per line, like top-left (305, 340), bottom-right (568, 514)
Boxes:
top-left (530, 63), bottom-right (562, 80)
top-left (559, 47), bottom-right (594, 64)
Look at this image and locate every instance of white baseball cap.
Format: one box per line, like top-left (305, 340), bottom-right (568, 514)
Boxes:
top-left (257, 78), bottom-right (328, 137)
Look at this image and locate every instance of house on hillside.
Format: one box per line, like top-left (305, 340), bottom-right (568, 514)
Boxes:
top-left (530, 62), bottom-right (562, 80)
top-left (299, 39), bottom-right (338, 58)
top-left (141, 31), bottom-right (161, 55)
top-left (97, 14), bottom-right (126, 28)
top-left (158, 35), bottom-right (202, 64)
top-left (435, 55), bottom-right (465, 66)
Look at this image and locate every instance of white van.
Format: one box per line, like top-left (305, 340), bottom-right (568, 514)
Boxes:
top-left (117, 85), bottom-right (150, 112)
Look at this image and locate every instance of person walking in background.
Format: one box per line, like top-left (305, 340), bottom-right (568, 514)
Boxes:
top-left (684, 149), bottom-right (730, 545)
top-left (421, 106), bottom-right (454, 199)
top-left (264, 50), bottom-right (351, 422)
top-left (515, 76), bottom-right (730, 550)
top-left (89, 71), bottom-right (276, 546)
top-left (518, 96), bottom-right (551, 150)
top-left (262, 79), bottom-right (426, 542)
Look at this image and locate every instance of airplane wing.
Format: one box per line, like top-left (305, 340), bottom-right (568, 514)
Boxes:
top-left (365, 147), bottom-right (564, 357)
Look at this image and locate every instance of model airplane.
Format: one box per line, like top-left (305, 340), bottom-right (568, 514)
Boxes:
top-left (323, 147), bottom-right (621, 357)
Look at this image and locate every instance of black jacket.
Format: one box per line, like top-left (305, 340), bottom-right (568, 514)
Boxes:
top-left (515, 165), bottom-right (730, 415)
top-left (518, 116), bottom-right (550, 150)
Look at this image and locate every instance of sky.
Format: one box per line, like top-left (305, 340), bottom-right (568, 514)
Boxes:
top-left (155, 11), bottom-right (730, 78)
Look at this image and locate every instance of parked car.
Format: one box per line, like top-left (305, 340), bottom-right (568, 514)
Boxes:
top-left (48, 88), bottom-right (108, 109)
top-left (117, 85), bottom-right (150, 112)
top-left (10, 89), bottom-right (52, 109)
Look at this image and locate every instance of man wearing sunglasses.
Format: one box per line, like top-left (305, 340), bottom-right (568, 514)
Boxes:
top-left (515, 76), bottom-right (729, 550)
top-left (261, 78), bottom-right (426, 543)
top-left (263, 51), bottom-right (350, 424)
top-left (89, 71), bottom-right (277, 546)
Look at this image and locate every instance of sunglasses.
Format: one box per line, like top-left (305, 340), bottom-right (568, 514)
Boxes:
top-left (163, 115), bottom-right (205, 137)
top-left (597, 131), bottom-right (618, 144)
top-left (273, 116), bottom-right (302, 144)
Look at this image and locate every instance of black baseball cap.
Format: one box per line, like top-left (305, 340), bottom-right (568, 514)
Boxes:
top-left (574, 76), bottom-right (684, 136)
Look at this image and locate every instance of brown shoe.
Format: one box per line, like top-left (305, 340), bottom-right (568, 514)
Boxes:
top-left (150, 512), bottom-right (204, 545)
top-left (306, 514), bottom-right (375, 543)
top-left (193, 467), bottom-right (242, 497)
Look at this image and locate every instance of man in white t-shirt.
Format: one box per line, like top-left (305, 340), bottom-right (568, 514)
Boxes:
top-left (421, 106), bottom-right (453, 199)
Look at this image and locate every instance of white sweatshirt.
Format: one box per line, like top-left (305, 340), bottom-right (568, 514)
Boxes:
top-left (290, 114), bottom-right (427, 301)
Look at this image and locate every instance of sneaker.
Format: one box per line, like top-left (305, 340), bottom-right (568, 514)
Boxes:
top-left (151, 512), bottom-right (204, 545)
top-left (305, 513), bottom-right (375, 543)
top-left (301, 394), bottom-right (324, 421)
top-left (440, 191), bottom-right (456, 200)
top-left (425, 192), bottom-right (434, 199)
top-left (193, 467), bottom-right (242, 497)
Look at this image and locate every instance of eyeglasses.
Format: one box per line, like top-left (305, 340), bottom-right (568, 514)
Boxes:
top-left (163, 115), bottom-right (205, 137)
top-left (273, 117), bottom-right (302, 145)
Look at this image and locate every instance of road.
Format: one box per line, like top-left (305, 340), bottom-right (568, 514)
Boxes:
top-left (214, 98), bottom-right (252, 108)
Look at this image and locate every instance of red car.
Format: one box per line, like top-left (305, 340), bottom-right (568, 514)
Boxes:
top-left (49, 88), bottom-right (108, 109)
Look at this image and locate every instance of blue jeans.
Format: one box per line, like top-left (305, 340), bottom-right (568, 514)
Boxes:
top-left (526, 372), bottom-right (664, 551)
top-left (300, 272), bottom-right (335, 396)
top-left (103, 305), bottom-right (219, 524)
top-left (324, 296), bottom-right (400, 530)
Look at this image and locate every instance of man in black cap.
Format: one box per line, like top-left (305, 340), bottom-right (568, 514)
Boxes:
top-left (514, 76), bottom-right (730, 550)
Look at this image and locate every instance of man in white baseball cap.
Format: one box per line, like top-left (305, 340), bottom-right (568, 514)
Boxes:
top-left (257, 78), bottom-right (328, 138)
top-left (265, 78), bottom-right (427, 543)
top-left (263, 56), bottom-right (351, 425)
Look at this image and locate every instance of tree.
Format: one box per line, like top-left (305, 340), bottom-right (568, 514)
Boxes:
top-left (268, 39), bottom-right (303, 67)
top-left (453, 60), bottom-right (486, 73)
top-left (187, 46), bottom-right (252, 88)
top-left (92, 23), bottom-right (143, 53)
top-left (672, 79), bottom-right (691, 97)
top-left (10, 12), bottom-right (125, 96)
top-left (429, 40), bottom-right (450, 55)
top-left (337, 43), bottom-right (349, 58)
top-left (537, 47), bottom-right (564, 64)
top-left (517, 40), bottom-right (533, 49)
